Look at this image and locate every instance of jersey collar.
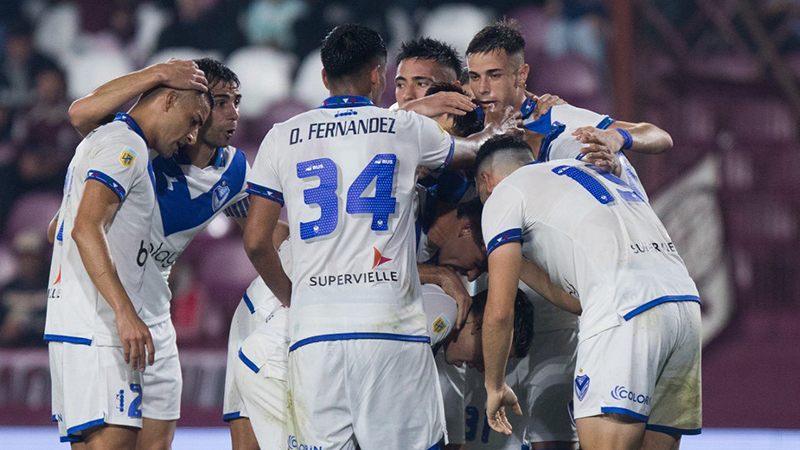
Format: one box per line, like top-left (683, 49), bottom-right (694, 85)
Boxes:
top-left (113, 112), bottom-right (148, 147)
top-left (318, 95), bottom-right (374, 109)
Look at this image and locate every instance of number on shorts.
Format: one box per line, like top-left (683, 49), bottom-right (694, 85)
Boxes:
top-left (128, 383), bottom-right (142, 418)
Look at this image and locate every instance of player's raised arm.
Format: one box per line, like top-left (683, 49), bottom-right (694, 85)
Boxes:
top-left (574, 120), bottom-right (673, 156)
top-left (69, 59), bottom-right (208, 136)
top-left (72, 181), bottom-right (154, 371)
top-left (448, 105), bottom-right (524, 169)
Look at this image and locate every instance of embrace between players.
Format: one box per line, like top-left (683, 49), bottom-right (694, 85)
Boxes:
top-left (44, 19), bottom-right (700, 450)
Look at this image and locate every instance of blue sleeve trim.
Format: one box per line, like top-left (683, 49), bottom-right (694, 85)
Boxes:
top-left (600, 406), bottom-right (648, 422)
top-left (66, 417), bottom-right (105, 436)
top-left (242, 292), bottom-right (256, 314)
top-left (246, 182), bottom-right (284, 206)
top-left (290, 332), bottom-right (431, 352)
top-left (433, 136), bottom-right (455, 173)
top-left (596, 116), bottom-right (616, 130)
top-left (44, 334), bottom-right (92, 346)
top-left (60, 435), bottom-right (83, 443)
top-left (623, 295), bottom-right (701, 321)
top-left (646, 424), bottom-right (702, 436)
top-left (222, 412), bottom-right (242, 422)
top-left (86, 170), bottom-right (125, 200)
top-left (427, 441), bottom-right (441, 450)
top-left (486, 228), bottom-right (523, 256)
top-left (238, 348), bottom-right (260, 374)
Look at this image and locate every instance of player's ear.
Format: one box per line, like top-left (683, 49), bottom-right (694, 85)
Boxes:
top-left (370, 64), bottom-right (381, 88)
top-left (518, 64), bottom-right (530, 89)
top-left (321, 68), bottom-right (330, 91)
top-left (163, 89), bottom-right (179, 112)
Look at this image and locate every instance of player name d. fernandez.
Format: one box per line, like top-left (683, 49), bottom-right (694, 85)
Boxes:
top-left (289, 116), bottom-right (396, 145)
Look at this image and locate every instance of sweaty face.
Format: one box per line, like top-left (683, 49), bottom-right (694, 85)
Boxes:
top-left (437, 218), bottom-right (486, 282)
top-left (445, 310), bottom-right (484, 371)
top-left (156, 91), bottom-right (210, 158)
top-left (467, 50), bottom-right (525, 112)
top-left (395, 58), bottom-right (456, 107)
top-left (200, 82), bottom-right (241, 148)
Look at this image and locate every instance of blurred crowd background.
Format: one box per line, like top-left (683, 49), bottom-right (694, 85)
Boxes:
top-left (0, 0), bottom-right (798, 430)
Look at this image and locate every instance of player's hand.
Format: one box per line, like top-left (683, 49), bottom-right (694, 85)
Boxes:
top-left (116, 308), bottom-right (155, 372)
top-left (573, 126), bottom-right (625, 154)
top-left (484, 105), bottom-right (524, 137)
top-left (438, 267), bottom-right (473, 329)
top-left (485, 383), bottom-right (523, 435)
top-left (402, 91), bottom-right (476, 117)
top-left (154, 59), bottom-right (208, 92)
top-left (528, 92), bottom-right (567, 119)
top-left (584, 149), bottom-right (622, 177)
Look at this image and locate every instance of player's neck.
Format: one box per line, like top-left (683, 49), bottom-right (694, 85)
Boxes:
top-left (512, 93), bottom-right (526, 113)
top-left (183, 141), bottom-right (216, 168)
top-left (328, 84), bottom-right (375, 103)
top-left (126, 109), bottom-right (154, 150)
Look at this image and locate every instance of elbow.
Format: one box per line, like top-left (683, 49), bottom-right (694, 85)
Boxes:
top-left (67, 100), bottom-right (89, 134)
top-left (243, 232), bottom-right (267, 261)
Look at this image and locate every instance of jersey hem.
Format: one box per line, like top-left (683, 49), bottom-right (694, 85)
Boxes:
top-left (66, 417), bottom-right (106, 436)
top-left (222, 412), bottom-right (243, 422)
top-left (622, 295), bottom-right (701, 321)
top-left (600, 406), bottom-right (648, 422)
top-left (289, 332), bottom-right (431, 352)
top-left (645, 424), bottom-right (702, 436)
top-left (44, 334), bottom-right (92, 346)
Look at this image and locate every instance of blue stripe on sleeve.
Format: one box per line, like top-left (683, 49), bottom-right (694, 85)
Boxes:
top-left (486, 228), bottom-right (523, 256)
top-left (86, 170), bottom-right (125, 200)
top-left (434, 135), bottom-right (455, 173)
top-left (246, 182), bottom-right (284, 206)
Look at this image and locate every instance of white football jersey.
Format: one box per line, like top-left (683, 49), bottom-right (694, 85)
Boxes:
top-left (242, 239), bottom-right (295, 317)
top-left (248, 95), bottom-right (454, 346)
top-left (525, 102), bottom-right (648, 202)
top-left (482, 160), bottom-right (699, 342)
top-left (140, 146), bottom-right (250, 326)
top-left (45, 114), bottom-right (155, 346)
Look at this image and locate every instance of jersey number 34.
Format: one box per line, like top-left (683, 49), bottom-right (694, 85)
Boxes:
top-left (297, 154), bottom-right (397, 240)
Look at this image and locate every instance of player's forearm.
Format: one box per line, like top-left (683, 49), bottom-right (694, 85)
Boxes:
top-left (245, 242), bottom-right (292, 306)
top-left (519, 258), bottom-right (582, 315)
top-left (449, 129), bottom-right (497, 169)
top-left (47, 212), bottom-right (59, 244)
top-left (418, 263), bottom-right (446, 286)
top-left (613, 121), bottom-right (673, 155)
top-left (69, 66), bottom-right (165, 136)
top-left (482, 306), bottom-right (514, 391)
top-left (71, 223), bottom-right (136, 316)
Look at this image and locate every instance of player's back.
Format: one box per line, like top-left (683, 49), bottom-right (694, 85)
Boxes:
top-left (249, 96), bottom-right (454, 344)
top-left (493, 160), bottom-right (698, 340)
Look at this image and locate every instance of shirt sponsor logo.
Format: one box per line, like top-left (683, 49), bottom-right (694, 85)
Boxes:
top-left (119, 147), bottom-right (136, 167)
top-left (288, 435), bottom-right (323, 450)
top-left (630, 241), bottom-right (677, 254)
top-left (610, 385), bottom-right (651, 405)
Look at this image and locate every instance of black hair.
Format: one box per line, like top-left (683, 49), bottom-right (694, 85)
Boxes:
top-left (193, 57), bottom-right (240, 90)
top-left (456, 196), bottom-right (484, 248)
top-left (466, 20), bottom-right (526, 58)
top-left (425, 82), bottom-right (484, 138)
top-left (321, 24), bottom-right (387, 80)
top-left (396, 37), bottom-right (464, 81)
top-left (471, 289), bottom-right (534, 358)
top-left (474, 134), bottom-right (533, 173)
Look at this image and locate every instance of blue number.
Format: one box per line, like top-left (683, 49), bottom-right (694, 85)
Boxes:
top-left (297, 158), bottom-right (339, 240)
top-left (464, 406), bottom-right (479, 441)
top-left (346, 154), bottom-right (397, 231)
top-left (585, 165), bottom-right (645, 203)
top-left (481, 413), bottom-right (491, 443)
top-left (552, 165), bottom-right (614, 204)
top-left (128, 384), bottom-right (142, 418)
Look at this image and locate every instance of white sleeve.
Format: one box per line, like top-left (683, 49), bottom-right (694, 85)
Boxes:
top-left (552, 104), bottom-right (612, 129)
top-left (85, 136), bottom-right (147, 201)
top-left (247, 129), bottom-right (284, 205)
top-left (481, 183), bottom-right (527, 257)
top-left (422, 284), bottom-right (459, 346)
top-left (415, 113), bottom-right (455, 172)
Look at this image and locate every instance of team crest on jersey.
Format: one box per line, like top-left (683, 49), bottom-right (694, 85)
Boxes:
top-left (432, 315), bottom-right (449, 335)
top-left (119, 147), bottom-right (136, 167)
top-left (575, 371), bottom-right (590, 401)
top-left (212, 183), bottom-right (231, 211)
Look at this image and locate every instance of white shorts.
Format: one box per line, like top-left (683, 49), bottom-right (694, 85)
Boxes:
top-left (49, 341), bottom-right (143, 443)
top-left (235, 307), bottom-right (291, 450)
top-left (573, 301), bottom-right (702, 435)
top-left (223, 297), bottom-right (270, 421)
top-left (141, 319), bottom-right (181, 421)
top-left (289, 338), bottom-right (446, 450)
top-left (519, 327), bottom-right (578, 444)
top-left (436, 350), bottom-right (466, 445)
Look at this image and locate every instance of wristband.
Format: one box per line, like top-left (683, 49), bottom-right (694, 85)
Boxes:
top-left (616, 128), bottom-right (633, 150)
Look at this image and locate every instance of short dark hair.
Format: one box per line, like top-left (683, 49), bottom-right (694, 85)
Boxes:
top-left (474, 134), bottom-right (533, 173)
top-left (396, 37), bottom-right (464, 81)
top-left (321, 24), bottom-right (387, 80)
top-left (425, 82), bottom-right (484, 137)
top-left (194, 58), bottom-right (240, 90)
top-left (466, 20), bottom-right (526, 58)
top-left (456, 196), bottom-right (484, 247)
top-left (472, 288), bottom-right (534, 358)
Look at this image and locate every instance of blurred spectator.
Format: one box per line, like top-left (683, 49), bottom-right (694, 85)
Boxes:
top-left (242, 0), bottom-right (308, 50)
top-left (0, 66), bottom-right (78, 231)
top-left (0, 232), bottom-right (49, 347)
top-left (545, 0), bottom-right (606, 63)
top-left (0, 20), bottom-right (60, 109)
top-left (156, 0), bottom-right (245, 56)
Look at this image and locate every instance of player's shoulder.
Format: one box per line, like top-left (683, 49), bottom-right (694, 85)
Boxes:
top-left (550, 104), bottom-right (609, 127)
top-left (84, 121), bottom-right (148, 164)
top-left (220, 145), bottom-right (249, 170)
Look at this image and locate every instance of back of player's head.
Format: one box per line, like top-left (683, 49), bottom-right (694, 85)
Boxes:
top-left (321, 24), bottom-right (387, 81)
top-left (194, 57), bottom-right (239, 90)
top-left (425, 82), bottom-right (483, 137)
top-left (466, 20), bottom-right (526, 63)
top-left (472, 288), bottom-right (534, 358)
top-left (397, 37), bottom-right (464, 82)
top-left (474, 134), bottom-right (534, 175)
